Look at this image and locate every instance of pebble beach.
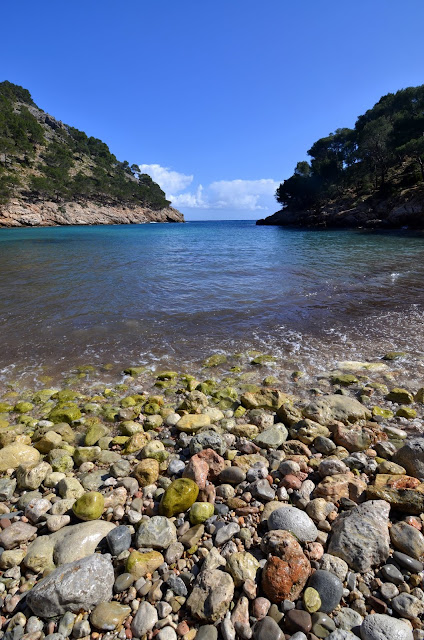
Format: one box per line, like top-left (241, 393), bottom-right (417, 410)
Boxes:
top-left (0, 351), bottom-right (423, 640)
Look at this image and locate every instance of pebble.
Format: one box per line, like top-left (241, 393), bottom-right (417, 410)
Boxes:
top-left (360, 613), bottom-right (414, 639)
top-left (107, 525), bottom-right (132, 555)
top-left (252, 616), bottom-right (283, 640)
top-left (307, 569), bottom-right (343, 613)
top-left (267, 506), bottom-right (318, 542)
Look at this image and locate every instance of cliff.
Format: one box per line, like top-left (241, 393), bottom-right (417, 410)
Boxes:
top-left (0, 81), bottom-right (184, 226)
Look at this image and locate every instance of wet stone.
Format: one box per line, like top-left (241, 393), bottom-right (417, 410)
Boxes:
top-left (219, 467), bottom-right (246, 485)
top-left (195, 626), bottom-right (218, 640)
top-left (393, 551), bottom-right (424, 573)
top-left (380, 563), bottom-right (404, 584)
top-left (308, 569), bottom-right (343, 613)
top-left (285, 609), bottom-right (312, 634)
top-left (311, 612), bottom-right (336, 638)
top-left (114, 572), bottom-right (135, 593)
top-left (252, 616), bottom-right (283, 640)
top-left (107, 525), bottom-right (132, 556)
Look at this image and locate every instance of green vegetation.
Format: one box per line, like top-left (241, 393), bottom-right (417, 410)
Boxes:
top-left (0, 81), bottom-right (170, 209)
top-left (275, 84), bottom-right (424, 219)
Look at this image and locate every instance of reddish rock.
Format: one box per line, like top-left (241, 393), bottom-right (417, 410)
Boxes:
top-left (281, 474), bottom-right (302, 490)
top-left (283, 441), bottom-right (312, 457)
top-left (333, 424), bottom-right (373, 452)
top-left (183, 449), bottom-right (225, 489)
top-left (313, 473), bottom-right (366, 503)
top-left (262, 554), bottom-right (311, 603)
top-left (176, 621), bottom-right (190, 636)
top-left (252, 597), bottom-right (271, 619)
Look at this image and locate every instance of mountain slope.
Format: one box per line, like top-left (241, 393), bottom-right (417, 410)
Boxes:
top-left (0, 81), bottom-right (184, 226)
top-left (258, 84), bottom-right (424, 228)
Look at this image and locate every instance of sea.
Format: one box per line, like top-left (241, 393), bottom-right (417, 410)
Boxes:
top-left (1, 219), bottom-right (424, 388)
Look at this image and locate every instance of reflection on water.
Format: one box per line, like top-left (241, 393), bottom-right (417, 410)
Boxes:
top-left (0, 221), bottom-right (424, 381)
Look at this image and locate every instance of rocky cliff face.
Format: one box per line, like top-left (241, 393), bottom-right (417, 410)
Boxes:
top-left (257, 187), bottom-right (424, 229)
top-left (0, 200), bottom-right (184, 227)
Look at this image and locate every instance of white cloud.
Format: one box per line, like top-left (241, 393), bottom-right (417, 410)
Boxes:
top-left (138, 163), bottom-right (279, 211)
top-left (138, 163), bottom-right (193, 194)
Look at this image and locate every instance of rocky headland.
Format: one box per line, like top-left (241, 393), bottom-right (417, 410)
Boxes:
top-left (0, 353), bottom-right (423, 639)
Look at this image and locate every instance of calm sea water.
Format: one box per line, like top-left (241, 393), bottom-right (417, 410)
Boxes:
top-left (1, 220), bottom-right (424, 382)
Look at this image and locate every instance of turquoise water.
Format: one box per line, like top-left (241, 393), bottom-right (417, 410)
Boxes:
top-left (1, 220), bottom-right (424, 378)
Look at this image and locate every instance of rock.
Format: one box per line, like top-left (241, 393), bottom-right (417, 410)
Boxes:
top-left (303, 394), bottom-right (371, 425)
top-left (314, 473), bottom-right (367, 503)
top-left (25, 497), bottom-right (51, 522)
top-left (190, 502), bottom-right (215, 524)
top-left (360, 613), bottom-right (413, 639)
top-left (179, 523), bottom-right (204, 548)
top-left (134, 458), bottom-right (160, 486)
top-left (57, 477), bottom-right (84, 500)
top-left (307, 569), bottom-right (343, 613)
top-left (0, 521), bottom-right (37, 549)
top-left (126, 549), bottom-right (164, 578)
top-left (215, 522), bottom-right (240, 546)
top-left (136, 516), bottom-right (177, 549)
top-left (367, 474), bottom-right (424, 514)
top-left (303, 587), bottom-right (321, 613)
top-left (131, 600), bottom-right (158, 637)
top-left (90, 602), bottom-right (131, 630)
top-left (27, 553), bottom-right (114, 617)
top-left (177, 414), bottom-right (211, 433)
top-left (394, 439), bottom-right (424, 479)
top-left (72, 491), bottom-right (104, 520)
top-left (190, 430), bottom-right (227, 456)
top-left (391, 593), bottom-right (424, 619)
top-left (187, 569), bottom-right (234, 622)
top-left (183, 449), bottom-right (225, 488)
top-left (319, 554), bottom-right (349, 582)
top-left (196, 626), bottom-right (218, 640)
top-left (0, 477), bottom-right (16, 500)
top-left (261, 554), bottom-right (310, 603)
top-left (327, 500), bottom-right (390, 572)
top-left (252, 616), bottom-right (283, 640)
top-left (311, 612), bottom-right (336, 637)
top-left (393, 551), bottom-right (424, 573)
top-left (159, 478), bottom-right (199, 517)
top-left (390, 521), bottom-right (424, 559)
top-left (226, 552), bottom-right (260, 586)
top-left (241, 389), bottom-right (292, 411)
top-left (107, 525), bottom-right (132, 555)
top-left (49, 403), bottom-right (82, 424)
top-left (334, 608), bottom-right (363, 631)
top-left (386, 388), bottom-right (414, 404)
top-left (268, 506), bottom-right (318, 542)
top-left (285, 609), bottom-right (312, 634)
top-left (17, 461), bottom-right (52, 490)
top-left (0, 443), bottom-right (40, 471)
top-left (219, 467), bottom-right (246, 485)
top-left (254, 425), bottom-right (288, 449)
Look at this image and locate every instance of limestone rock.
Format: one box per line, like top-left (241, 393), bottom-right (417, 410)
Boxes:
top-left (187, 569), bottom-right (234, 622)
top-left (303, 394), bottom-right (371, 426)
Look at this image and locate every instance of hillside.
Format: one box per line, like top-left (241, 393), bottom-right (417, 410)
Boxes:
top-left (0, 81), bottom-right (184, 226)
top-left (258, 84), bottom-right (424, 228)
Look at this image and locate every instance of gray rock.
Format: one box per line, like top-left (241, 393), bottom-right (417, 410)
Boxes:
top-left (393, 551), bottom-right (423, 573)
top-left (190, 430), bottom-right (227, 456)
top-left (107, 525), bottom-right (132, 555)
top-left (267, 506), bottom-right (318, 543)
top-left (157, 628), bottom-right (177, 640)
top-left (167, 574), bottom-right (188, 596)
top-left (327, 500), bottom-right (390, 572)
top-left (80, 469), bottom-right (108, 491)
top-left (27, 553), bottom-right (114, 617)
top-left (0, 521), bottom-right (37, 549)
top-left (195, 626), bottom-right (218, 640)
top-left (250, 478), bottom-right (275, 502)
top-left (308, 569), bottom-right (343, 613)
top-left (131, 600), bottom-right (158, 637)
top-left (110, 459), bottom-right (131, 478)
top-left (380, 564), bottom-right (403, 584)
top-left (219, 467), bottom-right (246, 485)
top-left (187, 569), bottom-right (234, 622)
top-left (303, 394), bottom-right (371, 426)
top-left (391, 593), bottom-right (424, 619)
top-left (136, 516), bottom-right (177, 549)
top-left (254, 425), bottom-right (288, 449)
top-left (390, 522), bottom-right (424, 559)
top-left (327, 632), bottom-right (358, 640)
top-left (0, 478), bottom-right (16, 500)
top-left (319, 554), bottom-right (349, 581)
top-left (215, 522), bottom-right (240, 546)
top-left (165, 541), bottom-right (184, 564)
top-left (334, 607), bottom-right (363, 631)
top-left (393, 439), bottom-right (424, 479)
top-left (360, 613), bottom-right (413, 640)
top-left (168, 458), bottom-right (185, 475)
top-left (252, 616), bottom-right (283, 640)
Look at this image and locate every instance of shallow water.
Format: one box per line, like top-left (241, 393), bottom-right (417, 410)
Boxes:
top-left (1, 220), bottom-right (424, 385)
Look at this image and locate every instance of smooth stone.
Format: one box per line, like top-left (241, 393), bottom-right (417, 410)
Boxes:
top-left (0, 443), bottom-right (40, 472)
top-left (90, 602), bottom-right (131, 631)
top-left (131, 601), bottom-right (158, 637)
top-left (268, 506), bottom-right (318, 543)
top-left (303, 586), bottom-right (321, 613)
top-left (252, 616), bottom-right (283, 640)
top-left (195, 627), bottom-right (218, 640)
top-left (327, 632), bottom-right (358, 640)
top-left (394, 439), bottom-right (424, 479)
top-left (218, 467), bottom-right (246, 485)
top-left (0, 522), bottom-right (37, 549)
top-left (390, 521), bottom-right (424, 559)
top-left (380, 563), bottom-right (404, 584)
top-left (26, 553), bottom-right (114, 617)
top-left (107, 525), bottom-right (132, 555)
top-left (308, 569), bottom-right (343, 613)
top-left (391, 593), bottom-right (424, 619)
top-left (285, 609), bottom-right (312, 634)
top-left (311, 612), bottom-right (336, 638)
top-left (393, 551), bottom-right (424, 573)
top-left (72, 491), bottom-right (104, 520)
top-left (114, 572), bottom-right (135, 593)
top-left (136, 516), bottom-right (177, 549)
top-left (334, 607), bottom-right (363, 631)
top-left (190, 502), bottom-right (215, 525)
top-left (215, 522), bottom-right (240, 546)
top-left (159, 478), bottom-right (199, 517)
top-left (250, 478), bottom-right (276, 502)
top-left (126, 550), bottom-right (164, 578)
top-left (226, 552), bottom-right (260, 586)
top-left (176, 414), bottom-right (211, 433)
top-left (360, 613), bottom-right (413, 640)
top-left (0, 478), bottom-right (16, 500)
top-left (254, 425), bottom-right (288, 449)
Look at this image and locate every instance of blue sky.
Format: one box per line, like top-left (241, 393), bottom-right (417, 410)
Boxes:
top-left (3, 1), bottom-right (424, 219)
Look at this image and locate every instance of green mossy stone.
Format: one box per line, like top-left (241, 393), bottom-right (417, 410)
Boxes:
top-left (176, 414), bottom-right (211, 433)
top-left (330, 374), bottom-right (359, 386)
top-left (124, 432), bottom-right (149, 454)
top-left (102, 407), bottom-right (119, 422)
top-left (383, 351), bottom-right (406, 361)
top-left (72, 491), bottom-right (104, 520)
top-left (233, 406), bottom-right (246, 418)
top-left (263, 376), bottom-right (279, 387)
top-left (49, 451), bottom-right (74, 473)
top-left (126, 550), bottom-right (164, 578)
top-left (386, 388), bottom-right (414, 404)
top-left (159, 478), bottom-right (199, 517)
top-left (197, 380), bottom-right (217, 395)
top-left (123, 367), bottom-right (146, 377)
top-left (120, 421), bottom-right (143, 436)
top-left (73, 446), bottom-right (101, 466)
top-left (144, 402), bottom-right (161, 415)
top-left (0, 419), bottom-right (9, 429)
top-left (85, 423), bottom-right (109, 446)
top-left (121, 396), bottom-right (136, 408)
top-left (204, 354), bottom-right (227, 368)
top-left (49, 403), bottom-right (82, 424)
top-left (415, 388), bottom-right (424, 403)
top-left (189, 502), bottom-right (214, 524)
top-left (53, 390), bottom-right (82, 402)
top-left (251, 355), bottom-right (276, 366)
top-left (396, 406), bottom-right (417, 419)
top-left (83, 403), bottom-right (101, 415)
top-left (14, 401), bottom-right (34, 413)
top-left (141, 441), bottom-right (168, 461)
top-left (372, 406), bottom-right (394, 419)
top-left (156, 371), bottom-right (179, 380)
top-left (0, 403), bottom-right (14, 413)
top-left (303, 587), bottom-right (322, 613)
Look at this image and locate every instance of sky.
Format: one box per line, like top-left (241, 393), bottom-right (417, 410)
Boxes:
top-left (2, 0), bottom-right (424, 220)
